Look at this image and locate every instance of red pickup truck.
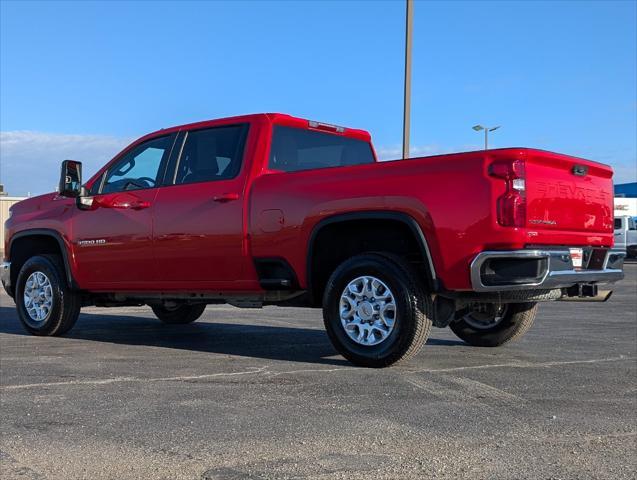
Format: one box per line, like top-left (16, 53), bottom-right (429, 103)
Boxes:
top-left (1, 113), bottom-right (625, 367)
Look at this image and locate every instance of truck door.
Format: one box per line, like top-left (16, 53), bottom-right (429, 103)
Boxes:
top-left (627, 217), bottom-right (637, 252)
top-left (614, 217), bottom-right (627, 250)
top-left (71, 133), bottom-right (177, 289)
top-left (152, 124), bottom-right (257, 291)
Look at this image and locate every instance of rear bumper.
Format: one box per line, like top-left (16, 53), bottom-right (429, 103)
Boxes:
top-left (470, 248), bottom-right (625, 292)
top-left (1, 261), bottom-right (12, 297)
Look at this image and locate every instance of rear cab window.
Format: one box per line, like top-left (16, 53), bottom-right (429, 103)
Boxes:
top-left (269, 126), bottom-right (375, 172)
top-left (614, 218), bottom-right (623, 229)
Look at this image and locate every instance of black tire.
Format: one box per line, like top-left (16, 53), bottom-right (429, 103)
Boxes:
top-left (151, 304), bottom-right (206, 324)
top-left (15, 254), bottom-right (81, 336)
top-left (322, 252), bottom-right (432, 368)
top-left (449, 302), bottom-right (538, 347)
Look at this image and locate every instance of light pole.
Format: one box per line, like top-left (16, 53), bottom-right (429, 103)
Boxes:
top-left (472, 124), bottom-right (501, 150)
top-left (402, 0), bottom-right (413, 159)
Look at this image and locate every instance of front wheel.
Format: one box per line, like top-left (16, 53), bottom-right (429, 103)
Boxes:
top-left (15, 254), bottom-right (81, 336)
top-left (322, 253), bottom-right (433, 368)
top-left (151, 303), bottom-right (206, 324)
top-left (449, 302), bottom-right (538, 347)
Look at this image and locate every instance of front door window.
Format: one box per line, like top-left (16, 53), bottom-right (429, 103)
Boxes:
top-left (102, 135), bottom-right (174, 193)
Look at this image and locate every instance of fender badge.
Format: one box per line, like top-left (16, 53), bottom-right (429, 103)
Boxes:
top-left (77, 239), bottom-right (107, 247)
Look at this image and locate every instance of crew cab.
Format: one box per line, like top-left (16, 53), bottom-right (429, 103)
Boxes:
top-left (1, 113), bottom-right (626, 367)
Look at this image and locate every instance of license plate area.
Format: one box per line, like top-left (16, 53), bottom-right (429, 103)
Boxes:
top-left (525, 245), bottom-right (609, 270)
top-left (569, 248), bottom-right (583, 269)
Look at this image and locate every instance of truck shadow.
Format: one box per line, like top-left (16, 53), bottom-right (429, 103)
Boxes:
top-left (0, 306), bottom-right (464, 365)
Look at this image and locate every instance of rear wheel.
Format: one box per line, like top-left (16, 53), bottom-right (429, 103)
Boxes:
top-left (322, 253), bottom-right (432, 368)
top-left (449, 302), bottom-right (538, 347)
top-left (151, 303), bottom-right (206, 324)
top-left (15, 254), bottom-right (81, 336)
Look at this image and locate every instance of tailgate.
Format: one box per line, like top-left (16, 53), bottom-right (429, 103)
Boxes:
top-left (525, 150), bottom-right (614, 234)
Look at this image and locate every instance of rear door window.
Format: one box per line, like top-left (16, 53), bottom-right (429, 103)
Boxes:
top-left (173, 125), bottom-right (248, 185)
top-left (269, 126), bottom-right (374, 172)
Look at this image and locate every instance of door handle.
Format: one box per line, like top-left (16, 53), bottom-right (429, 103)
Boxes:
top-left (94, 194), bottom-right (151, 210)
top-left (130, 200), bottom-right (151, 210)
top-left (213, 193), bottom-right (240, 203)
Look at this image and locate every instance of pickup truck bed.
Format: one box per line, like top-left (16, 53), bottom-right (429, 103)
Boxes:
top-left (250, 147), bottom-right (619, 295)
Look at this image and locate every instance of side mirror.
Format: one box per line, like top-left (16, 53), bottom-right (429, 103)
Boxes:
top-left (59, 160), bottom-right (83, 198)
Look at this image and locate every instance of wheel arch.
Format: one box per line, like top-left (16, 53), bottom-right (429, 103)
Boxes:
top-left (9, 229), bottom-right (78, 292)
top-left (306, 211), bottom-right (439, 306)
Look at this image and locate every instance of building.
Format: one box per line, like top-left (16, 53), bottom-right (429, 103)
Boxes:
top-left (1, 192), bottom-right (27, 255)
top-left (614, 182), bottom-right (637, 218)
top-left (614, 182), bottom-right (637, 198)
top-left (615, 197), bottom-right (637, 217)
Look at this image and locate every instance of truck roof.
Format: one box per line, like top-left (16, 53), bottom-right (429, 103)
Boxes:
top-left (142, 113), bottom-right (371, 142)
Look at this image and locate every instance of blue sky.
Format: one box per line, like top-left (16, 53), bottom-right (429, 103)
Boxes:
top-left (1, 0), bottom-right (635, 196)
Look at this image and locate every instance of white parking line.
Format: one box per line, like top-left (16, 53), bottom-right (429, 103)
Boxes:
top-left (1, 356), bottom-right (633, 391)
top-left (1, 366), bottom-right (267, 391)
top-left (407, 355), bottom-right (634, 374)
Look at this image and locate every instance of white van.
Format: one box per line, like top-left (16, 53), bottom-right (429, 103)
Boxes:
top-left (614, 216), bottom-right (637, 258)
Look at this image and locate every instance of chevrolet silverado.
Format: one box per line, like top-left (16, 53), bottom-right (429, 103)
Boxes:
top-left (1, 113), bottom-right (625, 367)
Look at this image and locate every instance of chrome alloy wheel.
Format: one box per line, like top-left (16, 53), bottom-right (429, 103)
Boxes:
top-left (463, 303), bottom-right (508, 330)
top-left (23, 271), bottom-right (53, 324)
top-left (339, 276), bottom-right (397, 346)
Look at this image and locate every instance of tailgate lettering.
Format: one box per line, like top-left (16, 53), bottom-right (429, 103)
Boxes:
top-left (536, 181), bottom-right (610, 203)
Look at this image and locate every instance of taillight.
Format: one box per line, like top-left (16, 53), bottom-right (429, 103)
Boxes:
top-left (489, 159), bottom-right (526, 227)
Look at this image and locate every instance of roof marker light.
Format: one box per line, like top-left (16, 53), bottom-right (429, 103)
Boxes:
top-left (308, 120), bottom-right (345, 133)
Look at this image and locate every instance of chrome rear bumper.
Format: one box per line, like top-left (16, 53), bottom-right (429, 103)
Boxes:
top-left (470, 249), bottom-right (625, 292)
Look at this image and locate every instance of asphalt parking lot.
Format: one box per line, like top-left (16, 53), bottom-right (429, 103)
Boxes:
top-left (1, 265), bottom-right (636, 480)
